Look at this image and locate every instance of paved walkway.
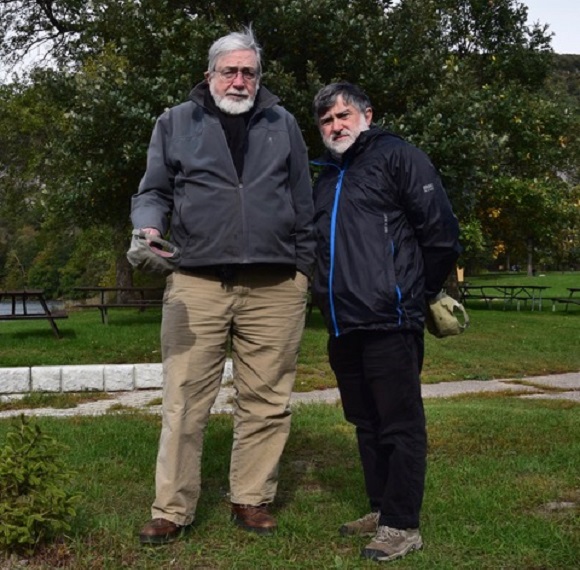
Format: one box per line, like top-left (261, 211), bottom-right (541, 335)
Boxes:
top-left (0, 373), bottom-right (578, 419)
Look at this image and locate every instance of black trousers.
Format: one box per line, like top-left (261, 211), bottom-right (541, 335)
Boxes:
top-left (329, 329), bottom-right (426, 529)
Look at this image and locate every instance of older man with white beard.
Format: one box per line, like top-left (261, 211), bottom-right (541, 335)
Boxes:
top-left (131, 27), bottom-right (314, 545)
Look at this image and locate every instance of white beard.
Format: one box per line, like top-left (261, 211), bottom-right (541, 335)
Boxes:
top-left (210, 82), bottom-right (259, 115)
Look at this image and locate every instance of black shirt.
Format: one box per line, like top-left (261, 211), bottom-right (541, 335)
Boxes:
top-left (204, 89), bottom-right (253, 179)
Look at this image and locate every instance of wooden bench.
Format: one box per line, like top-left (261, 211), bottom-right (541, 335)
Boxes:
top-left (462, 292), bottom-right (539, 311)
top-left (75, 301), bottom-right (162, 324)
top-left (0, 290), bottom-right (68, 338)
top-left (559, 288), bottom-right (580, 312)
top-left (459, 284), bottom-right (550, 311)
top-left (547, 297), bottom-right (580, 312)
top-left (545, 288), bottom-right (580, 312)
top-left (460, 292), bottom-right (500, 309)
top-left (73, 287), bottom-right (164, 324)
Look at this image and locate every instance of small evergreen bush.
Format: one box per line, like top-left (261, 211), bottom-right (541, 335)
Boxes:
top-left (0, 415), bottom-right (80, 554)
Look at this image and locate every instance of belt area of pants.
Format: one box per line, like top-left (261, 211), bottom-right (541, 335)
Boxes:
top-left (179, 264), bottom-right (295, 285)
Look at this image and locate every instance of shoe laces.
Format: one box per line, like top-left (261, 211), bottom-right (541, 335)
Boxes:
top-left (375, 525), bottom-right (402, 542)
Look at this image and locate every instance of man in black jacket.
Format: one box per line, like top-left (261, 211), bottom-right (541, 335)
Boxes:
top-left (132, 28), bottom-right (314, 545)
top-left (311, 82), bottom-right (460, 563)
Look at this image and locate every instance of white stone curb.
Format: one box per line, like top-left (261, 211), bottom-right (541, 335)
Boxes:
top-left (0, 358), bottom-right (234, 395)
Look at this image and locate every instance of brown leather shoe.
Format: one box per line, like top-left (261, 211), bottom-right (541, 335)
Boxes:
top-left (231, 503), bottom-right (277, 535)
top-left (139, 518), bottom-right (186, 545)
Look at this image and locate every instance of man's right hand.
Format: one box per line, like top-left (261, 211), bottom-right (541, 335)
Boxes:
top-left (139, 228), bottom-right (172, 257)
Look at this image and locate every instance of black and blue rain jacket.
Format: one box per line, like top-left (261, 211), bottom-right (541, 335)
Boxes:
top-left (311, 127), bottom-right (461, 337)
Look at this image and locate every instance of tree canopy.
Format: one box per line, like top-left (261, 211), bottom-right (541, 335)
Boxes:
top-left (0, 0), bottom-right (578, 294)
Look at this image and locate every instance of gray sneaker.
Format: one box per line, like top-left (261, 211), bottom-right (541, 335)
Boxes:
top-left (339, 511), bottom-right (379, 537)
top-left (361, 525), bottom-right (423, 562)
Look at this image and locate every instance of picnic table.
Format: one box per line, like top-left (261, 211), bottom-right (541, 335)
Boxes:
top-left (459, 284), bottom-right (550, 311)
top-left (0, 289), bottom-right (68, 338)
top-left (73, 286), bottom-right (164, 324)
top-left (550, 287), bottom-right (580, 312)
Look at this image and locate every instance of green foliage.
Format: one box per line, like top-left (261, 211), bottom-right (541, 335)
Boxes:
top-left (478, 177), bottom-right (580, 271)
top-left (0, 416), bottom-right (80, 554)
top-left (0, 0), bottom-right (578, 289)
top-left (58, 227), bottom-right (119, 294)
top-left (456, 217), bottom-right (489, 268)
top-left (552, 53), bottom-right (580, 100)
top-left (0, 222), bottom-right (119, 297)
top-left (1, 226), bottom-right (41, 291)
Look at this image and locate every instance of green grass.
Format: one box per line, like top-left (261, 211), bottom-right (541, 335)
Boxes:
top-left (1, 271), bottom-right (579, 390)
top-left (0, 392), bottom-right (113, 412)
top-left (2, 273), bottom-right (577, 566)
top-left (0, 308), bottom-right (164, 367)
top-left (463, 270), bottom-right (578, 296)
top-left (0, 398), bottom-right (578, 568)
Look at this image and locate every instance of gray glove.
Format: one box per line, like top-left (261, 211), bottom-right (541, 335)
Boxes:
top-left (126, 230), bottom-right (181, 276)
top-left (426, 292), bottom-right (469, 338)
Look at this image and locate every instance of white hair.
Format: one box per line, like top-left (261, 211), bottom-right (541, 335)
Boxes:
top-left (207, 26), bottom-right (262, 76)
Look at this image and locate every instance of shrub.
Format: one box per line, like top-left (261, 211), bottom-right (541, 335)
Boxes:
top-left (0, 415), bottom-right (81, 554)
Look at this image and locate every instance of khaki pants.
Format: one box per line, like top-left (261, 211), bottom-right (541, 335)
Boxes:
top-left (151, 266), bottom-right (308, 525)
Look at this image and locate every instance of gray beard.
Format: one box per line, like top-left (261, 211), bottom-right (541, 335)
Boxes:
top-left (323, 117), bottom-right (370, 157)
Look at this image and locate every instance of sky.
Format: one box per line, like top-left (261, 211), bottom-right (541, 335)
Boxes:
top-left (523, 0), bottom-right (580, 54)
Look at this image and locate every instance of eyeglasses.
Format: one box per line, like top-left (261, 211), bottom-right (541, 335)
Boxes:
top-left (215, 67), bottom-right (259, 82)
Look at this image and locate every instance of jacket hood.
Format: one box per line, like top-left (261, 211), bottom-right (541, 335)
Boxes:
top-left (188, 81), bottom-right (280, 114)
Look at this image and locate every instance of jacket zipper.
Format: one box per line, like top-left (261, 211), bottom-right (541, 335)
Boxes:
top-left (239, 114), bottom-right (260, 262)
top-left (329, 163), bottom-right (348, 337)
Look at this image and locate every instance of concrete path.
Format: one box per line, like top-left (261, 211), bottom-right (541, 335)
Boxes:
top-left (0, 372), bottom-right (578, 419)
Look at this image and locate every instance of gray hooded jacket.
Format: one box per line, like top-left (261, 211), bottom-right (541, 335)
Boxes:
top-left (131, 82), bottom-right (315, 276)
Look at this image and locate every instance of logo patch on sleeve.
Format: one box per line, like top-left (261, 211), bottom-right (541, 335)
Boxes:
top-left (423, 183), bottom-right (435, 193)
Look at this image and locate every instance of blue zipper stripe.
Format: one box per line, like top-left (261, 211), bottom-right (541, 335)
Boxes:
top-left (329, 166), bottom-right (347, 337)
top-left (395, 284), bottom-right (403, 325)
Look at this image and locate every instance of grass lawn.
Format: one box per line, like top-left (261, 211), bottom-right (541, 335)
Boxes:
top-left (1, 272), bottom-right (578, 567)
top-left (2, 272), bottom-right (579, 389)
top-left (0, 397), bottom-right (578, 568)
top-left (1, 306), bottom-right (579, 389)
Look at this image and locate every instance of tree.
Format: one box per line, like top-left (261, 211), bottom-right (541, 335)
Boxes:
top-left (0, 76), bottom-right (70, 292)
top-left (378, 2), bottom-right (578, 272)
top-left (480, 177), bottom-right (579, 274)
top-left (0, 0), bottom-right (577, 289)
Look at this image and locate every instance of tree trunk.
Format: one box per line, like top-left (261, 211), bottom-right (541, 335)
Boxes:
top-left (115, 228), bottom-right (133, 303)
top-left (526, 237), bottom-right (534, 277)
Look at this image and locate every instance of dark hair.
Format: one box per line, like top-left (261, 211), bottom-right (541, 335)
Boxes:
top-left (313, 82), bottom-right (372, 119)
